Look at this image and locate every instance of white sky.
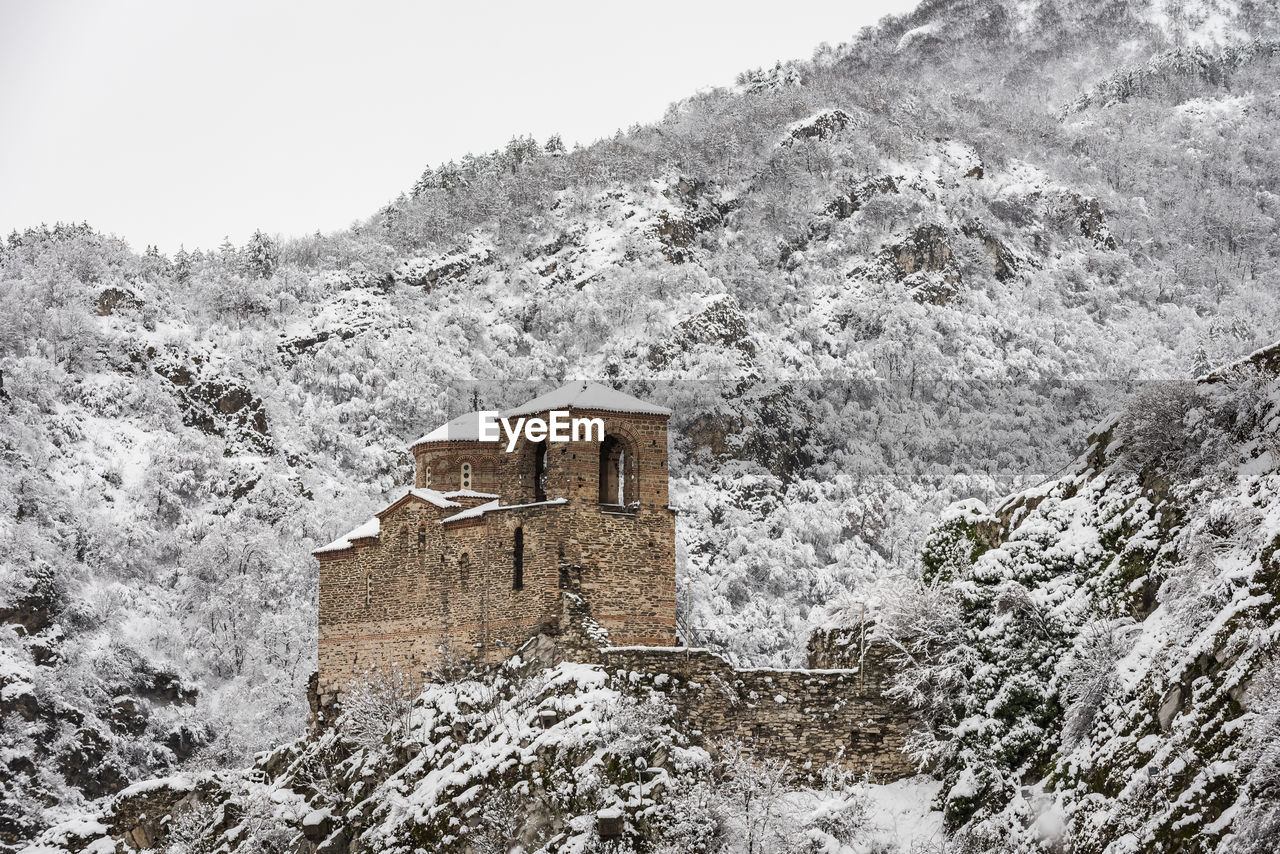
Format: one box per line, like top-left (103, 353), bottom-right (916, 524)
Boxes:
top-left (0, 0), bottom-right (916, 253)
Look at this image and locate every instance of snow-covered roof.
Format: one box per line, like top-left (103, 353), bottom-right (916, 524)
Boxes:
top-left (441, 497), bottom-right (567, 525)
top-left (441, 489), bottom-right (500, 500)
top-left (405, 488), bottom-right (462, 509)
top-left (503, 381), bottom-right (671, 419)
top-left (411, 382), bottom-right (670, 448)
top-left (439, 499), bottom-right (499, 524)
top-left (313, 493), bottom-right (568, 555)
top-left (413, 411), bottom-right (488, 445)
top-left (313, 516), bottom-right (380, 555)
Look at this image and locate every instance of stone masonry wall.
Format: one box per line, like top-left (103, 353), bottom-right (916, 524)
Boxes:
top-left (599, 645), bottom-right (915, 781)
top-left (317, 500), bottom-right (569, 703)
top-left (563, 505), bottom-right (677, 648)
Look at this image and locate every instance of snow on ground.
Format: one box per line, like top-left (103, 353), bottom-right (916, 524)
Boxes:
top-left (862, 776), bottom-right (946, 850)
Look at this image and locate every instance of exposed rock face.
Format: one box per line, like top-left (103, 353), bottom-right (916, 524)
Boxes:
top-left (278, 326), bottom-right (362, 361)
top-left (890, 223), bottom-right (955, 279)
top-left (0, 612), bottom-right (202, 837)
top-left (109, 778), bottom-right (198, 851)
top-left (783, 108), bottom-right (854, 144)
top-left (781, 175), bottom-right (902, 265)
top-left (109, 696), bottom-right (150, 736)
top-left (71, 627), bottom-right (914, 854)
top-left (150, 348), bottom-right (272, 454)
top-left (57, 728), bottom-right (129, 800)
top-left (824, 175), bottom-right (902, 221)
top-left (844, 219), bottom-right (1022, 305)
top-left (0, 565), bottom-right (64, 635)
top-left (651, 178), bottom-right (734, 263)
top-left (960, 220), bottom-right (1017, 282)
top-left (1070, 195), bottom-right (1117, 249)
top-left (96, 286), bottom-right (143, 316)
top-left (397, 242), bottom-right (496, 290)
top-left (871, 223), bottom-right (963, 306)
top-left (647, 296), bottom-right (754, 371)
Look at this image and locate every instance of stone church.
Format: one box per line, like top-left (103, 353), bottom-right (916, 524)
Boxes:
top-left (312, 382), bottom-right (678, 705)
top-left (313, 382), bottom-right (912, 778)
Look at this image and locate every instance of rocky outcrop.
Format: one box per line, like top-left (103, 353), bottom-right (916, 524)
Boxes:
top-left (57, 728), bottom-right (129, 799)
top-left (278, 326), bottom-right (363, 362)
top-left (1069, 194), bottom-right (1117, 249)
top-left (150, 348), bottom-right (272, 454)
top-left (889, 223), bottom-right (956, 280)
top-left (96, 286), bottom-right (143, 316)
top-left (0, 564), bottom-right (64, 635)
top-left (646, 296), bottom-right (754, 371)
top-left (651, 177), bottom-right (734, 263)
top-left (109, 777), bottom-right (199, 851)
top-left (780, 175), bottom-right (902, 265)
top-left (960, 220), bottom-right (1017, 282)
top-left (396, 239), bottom-right (496, 289)
top-left (781, 109), bottom-right (853, 145)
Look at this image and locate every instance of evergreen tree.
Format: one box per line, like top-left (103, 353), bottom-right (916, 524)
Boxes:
top-left (173, 245), bottom-right (192, 283)
top-left (244, 229), bottom-right (279, 279)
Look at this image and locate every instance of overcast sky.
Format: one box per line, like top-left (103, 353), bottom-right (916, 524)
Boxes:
top-left (1, 0), bottom-right (916, 253)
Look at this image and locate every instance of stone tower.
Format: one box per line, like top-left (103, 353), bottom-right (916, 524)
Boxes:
top-left (312, 382), bottom-right (677, 704)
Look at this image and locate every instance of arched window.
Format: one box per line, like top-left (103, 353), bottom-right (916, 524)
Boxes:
top-left (598, 436), bottom-right (636, 506)
top-left (513, 528), bottom-right (524, 590)
top-left (424, 467), bottom-right (432, 488)
top-left (459, 552), bottom-right (471, 588)
top-left (460, 461), bottom-right (472, 490)
top-left (365, 572), bottom-right (373, 610)
top-left (532, 440), bottom-right (548, 502)
top-left (417, 524), bottom-right (426, 546)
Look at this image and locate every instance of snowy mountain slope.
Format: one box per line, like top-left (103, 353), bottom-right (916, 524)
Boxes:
top-left (877, 345), bottom-right (1280, 852)
top-left (4, 0), bottom-right (1280, 847)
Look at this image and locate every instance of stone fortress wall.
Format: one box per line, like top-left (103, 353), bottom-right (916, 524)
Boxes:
top-left (597, 643), bottom-right (915, 780)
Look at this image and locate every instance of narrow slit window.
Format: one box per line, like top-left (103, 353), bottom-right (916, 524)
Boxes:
top-left (513, 527), bottom-right (524, 590)
top-left (532, 441), bottom-right (547, 502)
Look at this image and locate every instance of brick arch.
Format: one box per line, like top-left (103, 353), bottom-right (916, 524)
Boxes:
top-left (505, 434), bottom-right (562, 503)
top-left (598, 431), bottom-right (640, 506)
